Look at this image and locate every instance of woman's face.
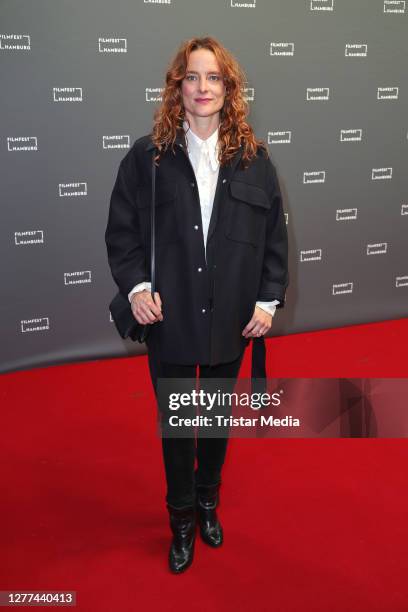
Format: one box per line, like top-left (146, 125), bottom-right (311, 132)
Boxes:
top-left (181, 48), bottom-right (226, 121)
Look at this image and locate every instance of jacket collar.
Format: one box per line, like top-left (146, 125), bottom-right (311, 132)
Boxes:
top-left (144, 128), bottom-right (186, 152)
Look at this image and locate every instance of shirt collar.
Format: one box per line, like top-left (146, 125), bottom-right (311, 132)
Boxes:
top-left (183, 120), bottom-right (220, 172)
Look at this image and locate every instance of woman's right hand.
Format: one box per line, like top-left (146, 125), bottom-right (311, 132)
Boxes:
top-left (131, 290), bottom-right (163, 325)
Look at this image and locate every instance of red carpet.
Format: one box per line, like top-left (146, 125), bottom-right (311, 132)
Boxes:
top-left (1, 318), bottom-right (408, 611)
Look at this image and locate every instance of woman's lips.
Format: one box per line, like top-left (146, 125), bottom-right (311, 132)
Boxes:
top-left (195, 98), bottom-right (212, 103)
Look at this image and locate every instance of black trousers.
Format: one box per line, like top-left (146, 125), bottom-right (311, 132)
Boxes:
top-left (147, 347), bottom-right (245, 508)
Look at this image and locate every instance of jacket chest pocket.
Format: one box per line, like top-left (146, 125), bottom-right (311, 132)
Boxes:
top-left (136, 180), bottom-right (179, 245)
top-left (226, 180), bottom-right (270, 247)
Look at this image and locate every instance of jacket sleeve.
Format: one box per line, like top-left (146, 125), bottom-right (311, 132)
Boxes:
top-left (256, 157), bottom-right (289, 307)
top-left (104, 154), bottom-right (148, 300)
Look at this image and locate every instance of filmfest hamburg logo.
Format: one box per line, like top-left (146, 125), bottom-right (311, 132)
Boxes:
top-left (15, 231), bottom-right (44, 245)
top-left (396, 276), bottom-right (408, 287)
top-left (307, 88), bottom-right (329, 101)
top-left (332, 283), bottom-right (353, 295)
top-left (366, 243), bottom-right (387, 255)
top-left (268, 131), bottom-right (291, 144)
top-left (231, 0), bottom-right (256, 7)
top-left (146, 88), bottom-right (163, 102)
top-left (7, 137), bottom-right (38, 151)
top-left (303, 171), bottom-right (325, 184)
top-left (300, 249), bottom-right (322, 262)
top-left (336, 208), bottom-right (357, 221)
top-left (243, 87), bottom-right (255, 102)
top-left (98, 38), bottom-right (127, 53)
top-left (59, 182), bottom-right (87, 197)
top-left (377, 87), bottom-right (399, 100)
top-left (340, 129), bottom-right (362, 142)
top-left (371, 168), bottom-right (392, 180)
top-left (310, 0), bottom-right (334, 11)
top-left (64, 271), bottom-right (92, 285)
top-left (53, 88), bottom-right (83, 102)
top-left (384, 1), bottom-right (406, 13)
top-left (270, 43), bottom-right (294, 56)
top-left (345, 44), bottom-right (367, 57)
top-left (103, 136), bottom-right (130, 149)
top-left (21, 318), bottom-right (50, 333)
top-left (0, 34), bottom-right (30, 50)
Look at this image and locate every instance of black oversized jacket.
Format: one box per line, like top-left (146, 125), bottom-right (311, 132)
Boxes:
top-left (105, 128), bottom-right (289, 368)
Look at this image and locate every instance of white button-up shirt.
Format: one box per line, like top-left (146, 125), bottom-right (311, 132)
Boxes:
top-left (128, 121), bottom-right (279, 317)
top-left (183, 120), bottom-right (220, 261)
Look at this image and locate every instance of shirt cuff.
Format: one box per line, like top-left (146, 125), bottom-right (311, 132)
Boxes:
top-left (255, 299), bottom-right (280, 317)
top-left (128, 281), bottom-right (152, 303)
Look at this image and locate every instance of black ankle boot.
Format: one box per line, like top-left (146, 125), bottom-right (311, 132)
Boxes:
top-left (196, 482), bottom-right (223, 547)
top-left (166, 503), bottom-right (196, 573)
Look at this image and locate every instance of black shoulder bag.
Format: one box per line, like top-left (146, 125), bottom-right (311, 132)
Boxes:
top-left (108, 148), bottom-right (157, 343)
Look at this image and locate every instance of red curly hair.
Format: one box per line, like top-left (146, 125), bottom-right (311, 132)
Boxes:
top-left (151, 36), bottom-right (269, 169)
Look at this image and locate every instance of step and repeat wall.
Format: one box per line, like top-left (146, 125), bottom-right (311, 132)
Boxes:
top-left (1, 0), bottom-right (407, 374)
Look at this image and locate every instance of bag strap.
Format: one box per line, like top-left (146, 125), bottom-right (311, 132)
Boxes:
top-left (150, 148), bottom-right (156, 298)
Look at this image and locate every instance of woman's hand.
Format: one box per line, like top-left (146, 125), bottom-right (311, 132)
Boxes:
top-left (242, 305), bottom-right (272, 338)
top-left (131, 290), bottom-right (163, 325)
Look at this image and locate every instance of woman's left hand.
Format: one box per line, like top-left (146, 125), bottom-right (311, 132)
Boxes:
top-left (242, 306), bottom-right (273, 338)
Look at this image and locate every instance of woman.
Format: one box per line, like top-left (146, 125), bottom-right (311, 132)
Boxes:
top-left (105, 36), bottom-right (289, 573)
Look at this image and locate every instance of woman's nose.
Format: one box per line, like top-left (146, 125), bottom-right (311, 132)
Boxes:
top-left (198, 77), bottom-right (208, 92)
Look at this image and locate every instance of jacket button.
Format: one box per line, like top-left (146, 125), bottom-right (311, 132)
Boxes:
top-left (190, 182), bottom-right (195, 188)
top-left (194, 225), bottom-right (199, 230)
top-left (197, 267), bottom-right (202, 272)
top-left (202, 308), bottom-right (206, 314)
top-left (222, 178), bottom-right (227, 183)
